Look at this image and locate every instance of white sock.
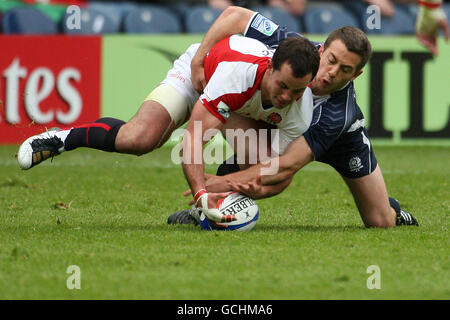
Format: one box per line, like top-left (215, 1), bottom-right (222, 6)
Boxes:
top-left (54, 128), bottom-right (72, 152)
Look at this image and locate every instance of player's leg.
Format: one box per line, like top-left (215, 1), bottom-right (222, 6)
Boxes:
top-left (17, 117), bottom-right (128, 170)
top-left (342, 165), bottom-right (396, 228)
top-left (18, 43), bottom-right (200, 170)
top-left (115, 42), bottom-right (201, 155)
top-left (17, 85), bottom-right (184, 169)
top-left (320, 126), bottom-right (418, 228)
top-left (63, 98), bottom-right (175, 155)
top-left (115, 85), bottom-right (190, 155)
top-left (115, 101), bottom-right (174, 155)
top-left (342, 165), bottom-right (418, 227)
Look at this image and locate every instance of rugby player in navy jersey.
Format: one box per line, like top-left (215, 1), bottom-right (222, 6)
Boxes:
top-left (168, 6), bottom-right (420, 227)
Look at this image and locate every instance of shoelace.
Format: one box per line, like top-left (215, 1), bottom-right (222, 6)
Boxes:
top-left (30, 136), bottom-right (63, 164)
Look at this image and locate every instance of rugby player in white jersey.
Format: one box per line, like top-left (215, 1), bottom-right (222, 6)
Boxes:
top-left (17, 32), bottom-right (319, 223)
top-left (168, 5), bottom-right (424, 228)
top-left (180, 35), bottom-right (319, 222)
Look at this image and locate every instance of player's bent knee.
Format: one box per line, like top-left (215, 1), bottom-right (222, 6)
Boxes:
top-left (129, 143), bottom-right (157, 156)
top-left (126, 131), bottom-right (163, 156)
top-left (116, 125), bottom-right (164, 156)
top-left (363, 211), bottom-right (395, 228)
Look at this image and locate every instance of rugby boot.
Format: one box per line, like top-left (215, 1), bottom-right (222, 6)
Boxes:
top-left (17, 128), bottom-right (64, 170)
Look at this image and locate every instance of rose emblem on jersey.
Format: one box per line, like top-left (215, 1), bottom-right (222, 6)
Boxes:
top-left (268, 112), bottom-right (282, 124)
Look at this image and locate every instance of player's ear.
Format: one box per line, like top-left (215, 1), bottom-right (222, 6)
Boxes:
top-left (318, 45), bottom-right (324, 55)
top-left (351, 69), bottom-right (363, 81)
top-left (267, 59), bottom-right (273, 73)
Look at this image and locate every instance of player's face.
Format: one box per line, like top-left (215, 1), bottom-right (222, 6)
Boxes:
top-left (310, 39), bottom-right (363, 96)
top-left (266, 61), bottom-right (312, 109)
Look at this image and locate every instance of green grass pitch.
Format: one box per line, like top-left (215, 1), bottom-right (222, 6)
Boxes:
top-left (0, 144), bottom-right (448, 299)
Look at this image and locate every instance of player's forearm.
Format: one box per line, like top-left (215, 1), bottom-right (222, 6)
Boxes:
top-left (226, 164), bottom-right (262, 184)
top-left (181, 130), bottom-right (206, 196)
top-left (182, 100), bottom-right (224, 196)
top-left (252, 177), bottom-right (293, 199)
top-left (192, 6), bottom-right (254, 66)
top-left (180, 112), bottom-right (206, 196)
top-left (260, 136), bottom-right (314, 185)
top-left (259, 156), bottom-right (301, 185)
top-left (224, 137), bottom-right (313, 187)
top-left (182, 162), bottom-right (206, 197)
top-left (221, 156), bottom-right (297, 187)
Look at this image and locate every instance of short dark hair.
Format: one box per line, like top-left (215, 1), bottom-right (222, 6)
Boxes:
top-left (272, 37), bottom-right (320, 80)
top-left (324, 26), bottom-right (372, 72)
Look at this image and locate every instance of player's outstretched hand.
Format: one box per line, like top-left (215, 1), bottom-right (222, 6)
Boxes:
top-left (193, 189), bottom-right (237, 222)
top-left (416, 3), bottom-right (449, 56)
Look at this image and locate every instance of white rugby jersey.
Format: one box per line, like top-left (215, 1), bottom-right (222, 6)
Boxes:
top-left (200, 35), bottom-right (314, 149)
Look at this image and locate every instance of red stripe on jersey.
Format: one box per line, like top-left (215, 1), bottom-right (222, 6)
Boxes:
top-left (202, 36), bottom-right (270, 121)
top-left (204, 36), bottom-right (270, 83)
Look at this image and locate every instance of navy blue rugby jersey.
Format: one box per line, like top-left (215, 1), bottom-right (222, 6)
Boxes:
top-left (244, 12), bottom-right (367, 160)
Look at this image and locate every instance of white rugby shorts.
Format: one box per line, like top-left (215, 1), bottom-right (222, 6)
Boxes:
top-left (144, 43), bottom-right (201, 128)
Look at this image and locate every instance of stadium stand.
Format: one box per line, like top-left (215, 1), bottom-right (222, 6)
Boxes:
top-left (251, 5), bottom-right (302, 32)
top-left (303, 2), bottom-right (361, 34)
top-left (1, 0), bottom-right (448, 35)
top-left (123, 5), bottom-right (182, 33)
top-left (2, 6), bottom-right (58, 34)
top-left (373, 4), bottom-right (416, 35)
top-left (62, 7), bottom-right (119, 34)
top-left (343, 0), bottom-right (416, 35)
top-left (0, 0), bottom-right (25, 13)
top-left (184, 5), bottom-right (222, 33)
top-left (34, 3), bottom-right (67, 25)
top-left (444, 2), bottom-right (450, 24)
top-left (88, 1), bottom-right (137, 29)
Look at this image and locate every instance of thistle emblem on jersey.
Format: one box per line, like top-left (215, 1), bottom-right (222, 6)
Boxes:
top-left (349, 157), bottom-right (363, 172)
top-left (268, 112), bottom-right (282, 125)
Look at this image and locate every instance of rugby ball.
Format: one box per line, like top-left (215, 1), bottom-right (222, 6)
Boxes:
top-left (200, 192), bottom-right (259, 232)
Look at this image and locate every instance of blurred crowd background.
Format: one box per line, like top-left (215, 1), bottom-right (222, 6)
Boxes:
top-left (0, 0), bottom-right (449, 34)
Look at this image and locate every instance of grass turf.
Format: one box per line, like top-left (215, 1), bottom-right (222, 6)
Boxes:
top-left (0, 145), bottom-right (448, 299)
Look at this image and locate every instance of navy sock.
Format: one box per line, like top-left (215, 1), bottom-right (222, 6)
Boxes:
top-left (216, 155), bottom-right (240, 176)
top-left (64, 117), bottom-right (125, 152)
top-left (390, 197), bottom-right (416, 226)
top-left (389, 197), bottom-right (401, 214)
